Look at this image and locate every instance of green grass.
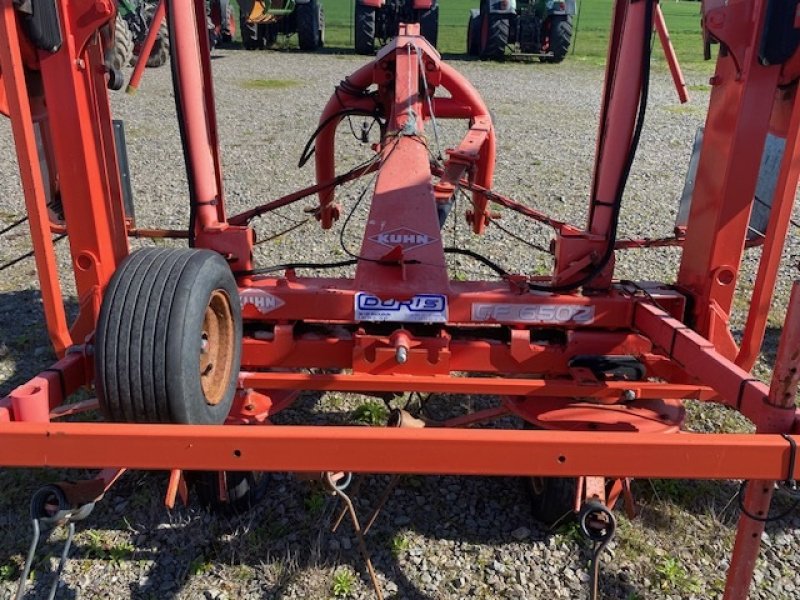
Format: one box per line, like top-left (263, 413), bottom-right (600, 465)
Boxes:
top-left (240, 78), bottom-right (300, 89)
top-left (314, 0), bottom-right (707, 65)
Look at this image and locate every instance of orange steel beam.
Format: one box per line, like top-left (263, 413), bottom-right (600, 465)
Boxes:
top-left (1, 423), bottom-right (800, 480)
top-left (0, 0), bottom-right (72, 355)
top-left (237, 372), bottom-right (715, 401)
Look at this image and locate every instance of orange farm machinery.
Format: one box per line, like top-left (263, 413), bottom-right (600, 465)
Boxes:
top-left (2, 0), bottom-right (800, 599)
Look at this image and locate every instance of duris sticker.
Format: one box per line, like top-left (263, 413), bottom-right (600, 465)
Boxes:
top-left (355, 293), bottom-right (447, 323)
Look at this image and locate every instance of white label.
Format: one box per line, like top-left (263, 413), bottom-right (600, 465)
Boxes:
top-left (471, 303), bottom-right (595, 324)
top-left (240, 289), bottom-right (285, 314)
top-left (355, 293), bottom-right (447, 323)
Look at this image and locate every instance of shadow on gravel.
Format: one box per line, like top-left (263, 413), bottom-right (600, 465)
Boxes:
top-left (0, 289), bottom-right (77, 397)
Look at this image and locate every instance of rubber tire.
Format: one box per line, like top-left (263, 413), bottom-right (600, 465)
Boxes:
top-left (526, 476), bottom-right (578, 527)
top-left (541, 15), bottom-right (572, 64)
top-left (467, 10), bottom-right (481, 56)
top-left (186, 471), bottom-right (267, 515)
top-left (419, 3), bottom-right (438, 49)
top-left (143, 0), bottom-right (170, 68)
top-left (481, 12), bottom-right (509, 60)
top-left (96, 248), bottom-right (242, 425)
top-left (354, 2), bottom-right (376, 55)
top-left (109, 14), bottom-right (134, 72)
top-left (296, 0), bottom-right (321, 51)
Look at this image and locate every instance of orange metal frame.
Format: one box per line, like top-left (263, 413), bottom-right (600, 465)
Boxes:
top-left (2, 0), bottom-right (800, 598)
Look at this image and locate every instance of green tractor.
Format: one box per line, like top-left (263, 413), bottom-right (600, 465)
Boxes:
top-left (109, 0), bottom-right (169, 72)
top-left (467, 0), bottom-right (576, 62)
top-left (237, 0), bottom-right (325, 51)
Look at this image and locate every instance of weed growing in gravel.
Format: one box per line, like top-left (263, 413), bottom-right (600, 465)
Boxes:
top-left (331, 568), bottom-right (356, 598)
top-left (82, 531), bottom-right (135, 565)
top-left (189, 557), bottom-right (214, 576)
top-left (0, 563), bottom-right (17, 581)
top-left (352, 401), bottom-right (388, 426)
top-left (656, 556), bottom-right (701, 594)
top-left (305, 489), bottom-right (327, 517)
top-left (391, 533), bottom-right (410, 558)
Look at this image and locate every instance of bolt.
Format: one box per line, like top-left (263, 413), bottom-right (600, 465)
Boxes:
top-left (395, 346), bottom-right (408, 364)
top-left (622, 389), bottom-right (636, 402)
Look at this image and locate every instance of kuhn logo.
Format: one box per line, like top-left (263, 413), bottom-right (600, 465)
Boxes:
top-left (369, 227), bottom-right (437, 251)
top-left (239, 289), bottom-right (284, 314)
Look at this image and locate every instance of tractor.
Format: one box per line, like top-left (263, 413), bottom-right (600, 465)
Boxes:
top-left (109, 0), bottom-right (169, 71)
top-left (238, 0), bottom-right (325, 51)
top-left (354, 0), bottom-right (439, 55)
top-left (467, 0), bottom-right (576, 62)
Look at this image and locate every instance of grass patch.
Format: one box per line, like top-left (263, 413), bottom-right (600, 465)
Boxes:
top-left (655, 556), bottom-right (702, 594)
top-left (688, 83), bottom-right (711, 92)
top-left (240, 78), bottom-right (300, 90)
top-left (390, 532), bottom-right (411, 558)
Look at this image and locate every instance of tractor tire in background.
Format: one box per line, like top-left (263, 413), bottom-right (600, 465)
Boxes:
top-left (296, 0), bottom-right (323, 51)
top-left (108, 13), bottom-right (134, 72)
top-left (143, 0), bottom-right (170, 67)
top-left (466, 9), bottom-right (481, 56)
top-left (541, 15), bottom-right (572, 63)
top-left (354, 2), bottom-right (376, 55)
top-left (480, 12), bottom-right (509, 60)
top-left (96, 248), bottom-right (242, 425)
top-left (419, 3), bottom-right (438, 49)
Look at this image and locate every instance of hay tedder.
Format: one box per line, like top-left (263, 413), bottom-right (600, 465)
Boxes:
top-left (2, 0), bottom-right (800, 598)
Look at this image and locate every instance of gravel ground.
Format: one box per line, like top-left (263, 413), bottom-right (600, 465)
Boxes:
top-left (1, 47), bottom-right (800, 600)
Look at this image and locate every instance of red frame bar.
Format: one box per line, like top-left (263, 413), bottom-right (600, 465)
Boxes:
top-left (1, 423), bottom-right (799, 480)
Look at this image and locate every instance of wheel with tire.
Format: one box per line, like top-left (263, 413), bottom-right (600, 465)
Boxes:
top-left (419, 3), bottom-right (438, 49)
top-left (480, 11), bottom-right (509, 60)
top-left (541, 15), bottom-right (572, 63)
top-left (96, 248), bottom-right (242, 424)
top-left (143, 0), bottom-right (169, 68)
top-left (526, 476), bottom-right (578, 527)
top-left (354, 2), bottom-right (376, 55)
top-left (467, 9), bottom-right (481, 56)
top-left (296, 0), bottom-right (321, 51)
top-left (186, 471), bottom-right (267, 514)
top-left (108, 14), bottom-right (134, 72)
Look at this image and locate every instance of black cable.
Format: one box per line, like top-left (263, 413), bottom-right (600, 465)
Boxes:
top-left (443, 247), bottom-right (509, 277)
top-left (234, 259), bottom-right (358, 277)
top-left (0, 215), bottom-right (28, 237)
top-left (298, 108), bottom-right (383, 169)
top-left (737, 480), bottom-right (800, 523)
top-left (527, 0), bottom-right (654, 293)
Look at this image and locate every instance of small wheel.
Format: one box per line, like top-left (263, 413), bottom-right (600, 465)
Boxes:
top-left (96, 248), bottom-right (242, 424)
top-left (526, 476), bottom-right (578, 527)
top-left (186, 471), bottom-right (267, 514)
top-left (354, 2), bottom-right (376, 55)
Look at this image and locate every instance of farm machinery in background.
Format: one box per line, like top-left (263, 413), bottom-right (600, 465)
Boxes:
top-left (467, 0), bottom-right (576, 61)
top-left (354, 0), bottom-right (439, 54)
top-left (109, 0), bottom-right (169, 71)
top-left (239, 0), bottom-right (325, 51)
top-left (3, 0), bottom-right (800, 599)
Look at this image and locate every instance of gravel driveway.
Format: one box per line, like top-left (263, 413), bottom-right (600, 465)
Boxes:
top-left (1, 48), bottom-right (799, 600)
